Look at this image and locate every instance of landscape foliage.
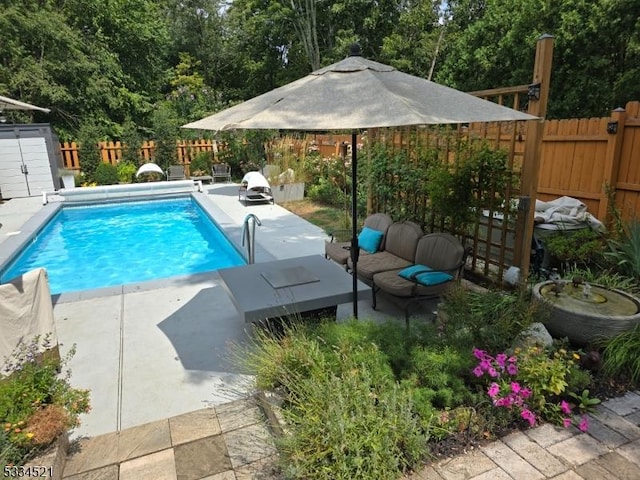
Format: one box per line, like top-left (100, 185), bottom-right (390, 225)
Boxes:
top-left (0, 336), bottom-right (90, 467)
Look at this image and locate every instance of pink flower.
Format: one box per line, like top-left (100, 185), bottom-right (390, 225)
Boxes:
top-left (520, 387), bottom-right (532, 398)
top-left (510, 382), bottom-right (521, 394)
top-left (488, 367), bottom-right (499, 378)
top-left (521, 409), bottom-right (537, 426)
top-left (579, 416), bottom-right (589, 432)
top-left (479, 359), bottom-right (491, 371)
top-left (563, 418), bottom-right (572, 428)
top-left (488, 383), bottom-right (500, 398)
top-left (496, 353), bottom-right (507, 367)
top-left (506, 364), bottom-right (518, 375)
top-left (560, 400), bottom-right (572, 415)
top-left (508, 356), bottom-right (517, 363)
top-left (472, 366), bottom-right (484, 377)
top-left (473, 348), bottom-right (486, 360)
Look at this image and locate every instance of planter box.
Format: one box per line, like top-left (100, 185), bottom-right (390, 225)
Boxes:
top-left (272, 182), bottom-right (304, 203)
top-left (60, 174), bottom-right (75, 189)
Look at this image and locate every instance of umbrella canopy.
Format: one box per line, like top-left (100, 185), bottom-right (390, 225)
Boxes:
top-left (183, 48), bottom-right (535, 132)
top-left (183, 45), bottom-right (538, 318)
top-left (136, 162), bottom-right (165, 177)
top-left (0, 95), bottom-right (50, 113)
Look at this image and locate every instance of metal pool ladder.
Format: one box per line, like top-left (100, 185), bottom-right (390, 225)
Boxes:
top-left (242, 214), bottom-right (261, 264)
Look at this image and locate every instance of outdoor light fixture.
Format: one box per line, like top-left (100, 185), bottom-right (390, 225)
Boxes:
top-left (607, 121), bottom-right (618, 134)
top-left (527, 83), bottom-right (541, 101)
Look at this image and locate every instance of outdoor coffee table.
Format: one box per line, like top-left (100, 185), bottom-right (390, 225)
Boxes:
top-left (218, 255), bottom-right (371, 323)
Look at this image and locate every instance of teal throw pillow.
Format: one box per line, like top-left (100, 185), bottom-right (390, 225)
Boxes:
top-left (358, 227), bottom-right (384, 254)
top-left (398, 264), bottom-right (453, 286)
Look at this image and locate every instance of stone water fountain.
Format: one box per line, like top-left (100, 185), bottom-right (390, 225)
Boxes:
top-left (533, 280), bottom-right (640, 345)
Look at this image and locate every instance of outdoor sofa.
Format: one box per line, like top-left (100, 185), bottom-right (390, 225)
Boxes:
top-left (346, 221), bottom-right (424, 283)
top-left (372, 232), bottom-right (470, 324)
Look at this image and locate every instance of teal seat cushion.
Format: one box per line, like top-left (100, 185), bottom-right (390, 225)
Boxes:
top-left (358, 227), bottom-right (384, 254)
top-left (398, 264), bottom-right (453, 286)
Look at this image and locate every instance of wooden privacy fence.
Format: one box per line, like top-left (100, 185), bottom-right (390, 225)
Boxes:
top-left (537, 101), bottom-right (640, 227)
top-left (59, 139), bottom-right (218, 176)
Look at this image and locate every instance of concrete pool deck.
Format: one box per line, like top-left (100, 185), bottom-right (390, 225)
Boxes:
top-left (0, 184), bottom-right (420, 440)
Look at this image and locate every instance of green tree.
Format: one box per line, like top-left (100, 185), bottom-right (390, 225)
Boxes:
top-left (151, 104), bottom-right (179, 171)
top-left (436, 0), bottom-right (640, 118)
top-left (380, 0), bottom-right (441, 78)
top-left (120, 117), bottom-right (144, 166)
top-left (77, 121), bottom-right (105, 181)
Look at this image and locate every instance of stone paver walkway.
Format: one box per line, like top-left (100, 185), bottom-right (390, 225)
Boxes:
top-left (61, 391), bottom-right (640, 479)
top-left (62, 398), bottom-right (279, 480)
top-left (409, 390), bottom-right (640, 480)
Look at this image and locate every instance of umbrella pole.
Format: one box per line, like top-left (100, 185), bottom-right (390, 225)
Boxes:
top-left (351, 131), bottom-right (358, 318)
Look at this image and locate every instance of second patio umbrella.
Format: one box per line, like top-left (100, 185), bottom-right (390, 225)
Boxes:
top-left (183, 44), bottom-right (538, 318)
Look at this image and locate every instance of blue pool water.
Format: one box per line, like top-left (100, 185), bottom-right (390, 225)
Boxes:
top-left (1, 197), bottom-right (246, 294)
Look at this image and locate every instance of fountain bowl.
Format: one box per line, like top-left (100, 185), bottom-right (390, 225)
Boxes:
top-left (533, 281), bottom-right (640, 346)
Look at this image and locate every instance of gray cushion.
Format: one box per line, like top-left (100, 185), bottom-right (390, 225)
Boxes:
top-left (373, 268), bottom-right (457, 298)
top-left (354, 251), bottom-right (413, 281)
top-left (325, 240), bottom-right (351, 265)
top-left (373, 232), bottom-right (466, 298)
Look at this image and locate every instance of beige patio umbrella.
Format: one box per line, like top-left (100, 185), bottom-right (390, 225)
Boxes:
top-left (0, 95), bottom-right (50, 113)
top-left (183, 44), bottom-right (538, 318)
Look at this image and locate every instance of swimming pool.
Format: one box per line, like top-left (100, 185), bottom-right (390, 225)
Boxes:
top-left (0, 197), bottom-right (246, 294)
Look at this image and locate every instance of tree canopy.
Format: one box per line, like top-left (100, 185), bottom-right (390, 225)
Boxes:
top-left (0, 0), bottom-right (637, 140)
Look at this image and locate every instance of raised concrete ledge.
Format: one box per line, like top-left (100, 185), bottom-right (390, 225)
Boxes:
top-left (58, 180), bottom-right (197, 203)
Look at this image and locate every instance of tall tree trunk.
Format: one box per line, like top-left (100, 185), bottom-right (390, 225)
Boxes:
top-left (290, 0), bottom-right (320, 71)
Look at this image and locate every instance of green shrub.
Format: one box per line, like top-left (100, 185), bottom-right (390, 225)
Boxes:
top-left (190, 151), bottom-right (213, 176)
top-left (237, 322), bottom-right (328, 390)
top-left (278, 343), bottom-right (425, 479)
top-left (601, 323), bottom-right (640, 384)
top-left (236, 321), bottom-right (429, 478)
top-left (407, 346), bottom-right (477, 410)
top-left (151, 105), bottom-right (179, 170)
top-left (77, 121), bottom-right (104, 182)
top-left (438, 287), bottom-right (544, 352)
top-left (606, 219), bottom-right (640, 279)
top-left (116, 161), bottom-right (137, 184)
top-left (563, 265), bottom-right (639, 294)
top-left (120, 117), bottom-right (144, 166)
top-left (93, 162), bottom-right (119, 185)
top-left (307, 178), bottom-right (347, 207)
top-left (544, 228), bottom-right (607, 271)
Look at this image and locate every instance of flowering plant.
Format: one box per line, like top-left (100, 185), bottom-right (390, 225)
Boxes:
top-left (472, 348), bottom-right (589, 432)
top-left (1, 335), bottom-right (90, 466)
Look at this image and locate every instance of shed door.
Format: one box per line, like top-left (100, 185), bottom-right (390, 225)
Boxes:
top-left (0, 137), bottom-right (54, 198)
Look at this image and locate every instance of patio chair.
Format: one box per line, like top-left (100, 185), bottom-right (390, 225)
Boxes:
top-left (325, 213), bottom-right (393, 269)
top-left (167, 165), bottom-right (186, 181)
top-left (347, 221), bottom-right (424, 283)
top-left (372, 232), bottom-right (470, 324)
top-left (212, 163), bottom-right (232, 183)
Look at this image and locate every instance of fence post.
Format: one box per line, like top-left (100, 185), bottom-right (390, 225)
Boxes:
top-left (598, 107), bottom-right (626, 226)
top-left (513, 33), bottom-right (553, 279)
